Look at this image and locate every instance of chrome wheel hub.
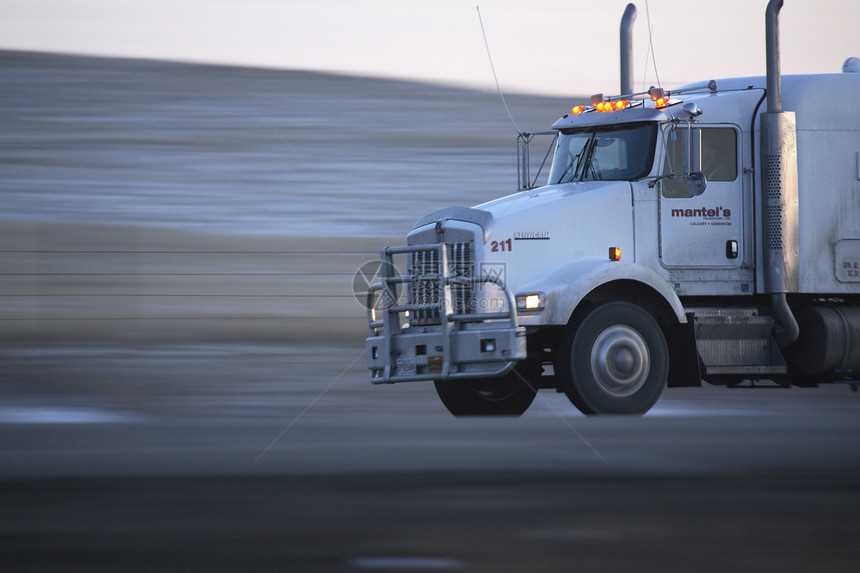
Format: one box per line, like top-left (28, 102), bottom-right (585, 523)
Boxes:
top-left (590, 325), bottom-right (650, 397)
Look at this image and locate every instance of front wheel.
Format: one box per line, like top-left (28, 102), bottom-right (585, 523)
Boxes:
top-left (434, 362), bottom-right (539, 417)
top-left (558, 302), bottom-right (668, 415)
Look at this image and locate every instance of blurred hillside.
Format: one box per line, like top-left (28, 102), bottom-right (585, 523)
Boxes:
top-left (0, 51), bottom-right (573, 344)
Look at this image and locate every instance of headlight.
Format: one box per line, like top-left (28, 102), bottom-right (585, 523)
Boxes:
top-left (515, 293), bottom-right (544, 312)
top-left (368, 291), bottom-right (377, 322)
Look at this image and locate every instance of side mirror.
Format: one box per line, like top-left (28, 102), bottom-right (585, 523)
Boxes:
top-left (681, 126), bottom-right (707, 196)
top-left (518, 131), bottom-right (558, 191)
top-left (682, 126), bottom-right (702, 174)
top-left (681, 101), bottom-right (703, 118)
top-left (687, 172), bottom-right (707, 196)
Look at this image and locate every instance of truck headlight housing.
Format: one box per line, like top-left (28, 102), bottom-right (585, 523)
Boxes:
top-left (368, 291), bottom-right (377, 322)
top-left (515, 293), bottom-right (544, 312)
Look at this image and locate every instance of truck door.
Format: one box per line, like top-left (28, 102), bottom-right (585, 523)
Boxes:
top-left (659, 125), bottom-right (746, 273)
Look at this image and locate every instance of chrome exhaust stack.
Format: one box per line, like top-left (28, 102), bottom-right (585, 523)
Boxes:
top-left (619, 3), bottom-right (637, 96)
top-left (761, 0), bottom-right (800, 345)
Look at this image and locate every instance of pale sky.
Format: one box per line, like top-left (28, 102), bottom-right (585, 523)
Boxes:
top-left (1, 0), bottom-right (856, 96)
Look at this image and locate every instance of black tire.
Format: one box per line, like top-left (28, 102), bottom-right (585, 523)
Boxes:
top-left (558, 301), bottom-right (668, 415)
top-left (434, 362), bottom-right (538, 417)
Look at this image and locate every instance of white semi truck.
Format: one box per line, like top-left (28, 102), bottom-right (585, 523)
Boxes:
top-left (366, 0), bottom-right (860, 415)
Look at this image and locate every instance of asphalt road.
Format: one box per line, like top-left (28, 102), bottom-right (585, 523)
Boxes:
top-left (1, 344), bottom-right (858, 572)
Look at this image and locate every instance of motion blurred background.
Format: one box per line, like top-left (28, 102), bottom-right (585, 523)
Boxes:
top-left (1, 0), bottom-right (855, 346)
top-left (0, 50), bottom-right (567, 344)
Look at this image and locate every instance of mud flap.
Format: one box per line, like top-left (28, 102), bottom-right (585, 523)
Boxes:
top-left (665, 315), bottom-right (702, 387)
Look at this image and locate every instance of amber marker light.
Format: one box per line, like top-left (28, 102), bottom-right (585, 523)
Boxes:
top-left (609, 247), bottom-right (621, 261)
top-left (571, 105), bottom-right (586, 114)
top-left (649, 86), bottom-right (669, 109)
top-left (596, 100), bottom-right (629, 112)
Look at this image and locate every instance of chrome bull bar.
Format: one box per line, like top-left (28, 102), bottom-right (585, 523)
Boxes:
top-left (366, 243), bottom-right (526, 384)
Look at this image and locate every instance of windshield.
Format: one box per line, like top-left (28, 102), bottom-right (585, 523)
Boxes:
top-left (548, 122), bottom-right (657, 184)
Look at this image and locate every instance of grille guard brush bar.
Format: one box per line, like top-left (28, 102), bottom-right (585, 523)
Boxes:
top-left (366, 242), bottom-right (525, 384)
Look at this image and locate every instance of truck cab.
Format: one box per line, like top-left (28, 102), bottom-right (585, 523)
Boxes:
top-left (366, 5), bottom-right (860, 416)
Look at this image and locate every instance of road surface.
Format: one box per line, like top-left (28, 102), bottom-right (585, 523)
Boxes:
top-left (1, 344), bottom-right (858, 572)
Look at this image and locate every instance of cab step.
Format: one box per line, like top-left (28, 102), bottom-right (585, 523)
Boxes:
top-left (690, 308), bottom-right (788, 379)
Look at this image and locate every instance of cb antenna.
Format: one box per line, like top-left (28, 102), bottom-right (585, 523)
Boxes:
top-left (643, 0), bottom-right (662, 91)
top-left (477, 6), bottom-right (522, 134)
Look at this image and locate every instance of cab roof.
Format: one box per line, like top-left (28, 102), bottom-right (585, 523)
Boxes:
top-left (551, 73), bottom-right (859, 131)
top-left (552, 106), bottom-right (668, 130)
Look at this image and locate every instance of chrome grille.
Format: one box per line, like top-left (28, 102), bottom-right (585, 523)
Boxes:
top-left (409, 241), bottom-right (474, 325)
top-left (450, 241), bottom-right (473, 315)
top-left (409, 248), bottom-right (440, 325)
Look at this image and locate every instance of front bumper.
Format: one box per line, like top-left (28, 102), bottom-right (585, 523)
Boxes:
top-left (366, 243), bottom-right (527, 384)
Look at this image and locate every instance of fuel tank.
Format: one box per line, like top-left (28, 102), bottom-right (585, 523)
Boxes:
top-left (785, 305), bottom-right (860, 381)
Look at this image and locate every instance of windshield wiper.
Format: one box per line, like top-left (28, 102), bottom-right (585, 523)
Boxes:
top-left (554, 151), bottom-right (583, 184)
top-left (578, 137), bottom-right (599, 181)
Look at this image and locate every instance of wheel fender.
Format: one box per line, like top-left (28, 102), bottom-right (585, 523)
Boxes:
top-left (517, 259), bottom-right (686, 326)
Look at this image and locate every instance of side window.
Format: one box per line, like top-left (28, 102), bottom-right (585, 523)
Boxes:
top-left (662, 127), bottom-right (738, 198)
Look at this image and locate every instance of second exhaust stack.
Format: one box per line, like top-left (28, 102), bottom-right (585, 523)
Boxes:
top-left (620, 3), bottom-right (637, 96)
